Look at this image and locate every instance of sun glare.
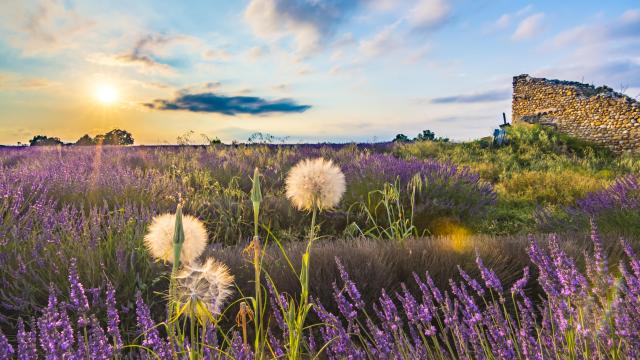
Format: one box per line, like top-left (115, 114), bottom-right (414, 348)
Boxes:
top-left (95, 83), bottom-right (119, 105)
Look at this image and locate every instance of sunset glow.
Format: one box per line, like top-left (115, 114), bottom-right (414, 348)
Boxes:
top-left (0, 0), bottom-right (638, 145)
top-left (94, 83), bottom-right (119, 105)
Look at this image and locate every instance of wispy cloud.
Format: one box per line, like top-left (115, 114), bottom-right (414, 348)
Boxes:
top-left (512, 13), bottom-right (545, 40)
top-left (486, 4), bottom-right (533, 32)
top-left (144, 92), bottom-right (311, 115)
top-left (359, 21), bottom-right (402, 57)
top-left (86, 34), bottom-right (187, 75)
top-left (538, 9), bottom-right (640, 89)
top-left (430, 88), bottom-right (511, 104)
top-left (0, 0), bottom-right (95, 56)
top-left (86, 52), bottom-right (175, 75)
top-left (87, 33), bottom-right (232, 75)
top-left (0, 72), bottom-right (57, 90)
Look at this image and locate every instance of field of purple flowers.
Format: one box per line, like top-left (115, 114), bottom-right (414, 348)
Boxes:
top-left (1, 137), bottom-right (639, 359)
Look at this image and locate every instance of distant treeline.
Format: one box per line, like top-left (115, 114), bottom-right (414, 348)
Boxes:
top-left (28, 129), bottom-right (134, 146)
top-left (393, 129), bottom-right (449, 143)
top-left (24, 128), bottom-right (447, 147)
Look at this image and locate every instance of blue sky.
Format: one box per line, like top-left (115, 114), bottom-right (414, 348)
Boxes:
top-left (0, 0), bottom-right (639, 144)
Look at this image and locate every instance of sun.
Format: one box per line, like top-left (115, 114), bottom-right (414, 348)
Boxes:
top-left (94, 83), bottom-right (119, 105)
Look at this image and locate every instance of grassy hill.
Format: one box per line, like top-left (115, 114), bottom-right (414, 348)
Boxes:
top-left (393, 124), bottom-right (640, 236)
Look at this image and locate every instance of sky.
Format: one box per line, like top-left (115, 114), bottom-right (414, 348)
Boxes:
top-left (0, 0), bottom-right (639, 145)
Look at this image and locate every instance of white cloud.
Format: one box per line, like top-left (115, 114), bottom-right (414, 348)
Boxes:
top-left (536, 9), bottom-right (640, 90)
top-left (245, 46), bottom-right (268, 61)
top-left (552, 25), bottom-right (590, 47)
top-left (368, 0), bottom-right (407, 12)
top-left (0, 0), bottom-right (95, 56)
top-left (0, 71), bottom-right (57, 90)
top-left (515, 5), bottom-right (534, 17)
top-left (359, 21), bottom-right (402, 57)
top-left (406, 44), bottom-right (432, 64)
top-left (407, 0), bottom-right (451, 30)
top-left (87, 33), bottom-right (230, 75)
top-left (494, 14), bottom-right (511, 29)
top-left (86, 53), bottom-right (176, 76)
top-left (512, 13), bottom-right (545, 41)
top-left (202, 48), bottom-right (232, 62)
top-left (244, 0), bottom-right (361, 55)
top-left (486, 4), bottom-right (534, 33)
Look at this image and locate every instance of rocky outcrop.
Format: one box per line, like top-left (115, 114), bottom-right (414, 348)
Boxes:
top-left (512, 74), bottom-right (640, 152)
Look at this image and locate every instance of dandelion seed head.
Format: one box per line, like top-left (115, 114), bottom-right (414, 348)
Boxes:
top-left (285, 158), bottom-right (346, 211)
top-left (174, 257), bottom-right (234, 317)
top-left (144, 213), bottom-right (208, 265)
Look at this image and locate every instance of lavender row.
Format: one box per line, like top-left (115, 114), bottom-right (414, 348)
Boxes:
top-left (2, 224), bottom-right (639, 359)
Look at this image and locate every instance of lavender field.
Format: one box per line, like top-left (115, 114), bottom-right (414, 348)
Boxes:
top-left (4, 0), bottom-right (640, 357)
top-left (0, 140), bottom-right (639, 359)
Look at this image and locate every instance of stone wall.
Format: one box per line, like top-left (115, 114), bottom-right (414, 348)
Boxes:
top-left (512, 74), bottom-right (640, 152)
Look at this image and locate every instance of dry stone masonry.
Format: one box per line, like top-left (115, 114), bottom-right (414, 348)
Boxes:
top-left (512, 74), bottom-right (640, 152)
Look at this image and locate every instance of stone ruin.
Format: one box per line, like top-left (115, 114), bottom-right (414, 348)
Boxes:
top-left (512, 74), bottom-right (640, 152)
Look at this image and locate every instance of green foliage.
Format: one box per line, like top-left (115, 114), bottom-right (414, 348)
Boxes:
top-left (29, 135), bottom-right (64, 146)
top-left (394, 130), bottom-right (450, 143)
top-left (394, 124), bottom-right (640, 235)
top-left (415, 129), bottom-right (449, 142)
top-left (393, 133), bottom-right (411, 142)
top-left (347, 177), bottom-right (421, 241)
top-left (75, 134), bottom-right (96, 145)
top-left (102, 129), bottom-right (135, 145)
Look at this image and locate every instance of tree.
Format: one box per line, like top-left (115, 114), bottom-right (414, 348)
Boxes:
top-left (415, 129), bottom-right (449, 143)
top-left (75, 134), bottom-right (96, 146)
top-left (102, 129), bottom-right (134, 145)
top-left (29, 135), bottom-right (63, 146)
top-left (393, 134), bottom-right (411, 142)
top-left (415, 130), bottom-right (436, 141)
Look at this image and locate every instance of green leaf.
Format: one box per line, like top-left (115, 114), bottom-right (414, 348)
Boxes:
top-left (250, 167), bottom-right (263, 204)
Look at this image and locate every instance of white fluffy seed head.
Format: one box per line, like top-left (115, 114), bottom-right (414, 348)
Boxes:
top-left (144, 213), bottom-right (208, 265)
top-left (285, 158), bottom-right (346, 211)
top-left (174, 257), bottom-right (234, 316)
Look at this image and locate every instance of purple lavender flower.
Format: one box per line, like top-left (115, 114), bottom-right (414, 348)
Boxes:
top-left (265, 279), bottom-right (287, 332)
top-left (510, 267), bottom-right (529, 297)
top-left (365, 318), bottom-right (393, 359)
top-left (589, 219), bottom-right (608, 274)
top-left (105, 281), bottom-right (123, 350)
top-left (375, 289), bottom-right (402, 332)
top-left (527, 237), bottom-right (561, 297)
top-left (37, 290), bottom-right (62, 358)
top-left (335, 257), bottom-right (364, 309)
top-left (333, 281), bottom-right (357, 320)
top-left (0, 329), bottom-right (14, 360)
top-left (88, 315), bottom-right (114, 360)
top-left (68, 258), bottom-right (90, 327)
top-left (457, 265), bottom-right (485, 297)
top-left (475, 255), bottom-right (503, 294)
top-left (449, 280), bottom-right (482, 326)
top-left (76, 329), bottom-right (88, 359)
top-left (57, 308), bottom-right (75, 353)
top-left (16, 319), bottom-right (37, 360)
top-left (548, 235), bottom-right (587, 297)
top-left (576, 175), bottom-right (640, 215)
top-left (202, 324), bottom-right (220, 360)
top-left (268, 331), bottom-right (284, 358)
top-left (396, 284), bottom-right (419, 324)
top-left (136, 292), bottom-right (171, 360)
top-left (229, 331), bottom-right (253, 360)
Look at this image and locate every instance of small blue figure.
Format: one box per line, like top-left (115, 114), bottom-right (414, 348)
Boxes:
top-left (493, 112), bottom-right (510, 146)
top-left (493, 128), bottom-right (506, 146)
